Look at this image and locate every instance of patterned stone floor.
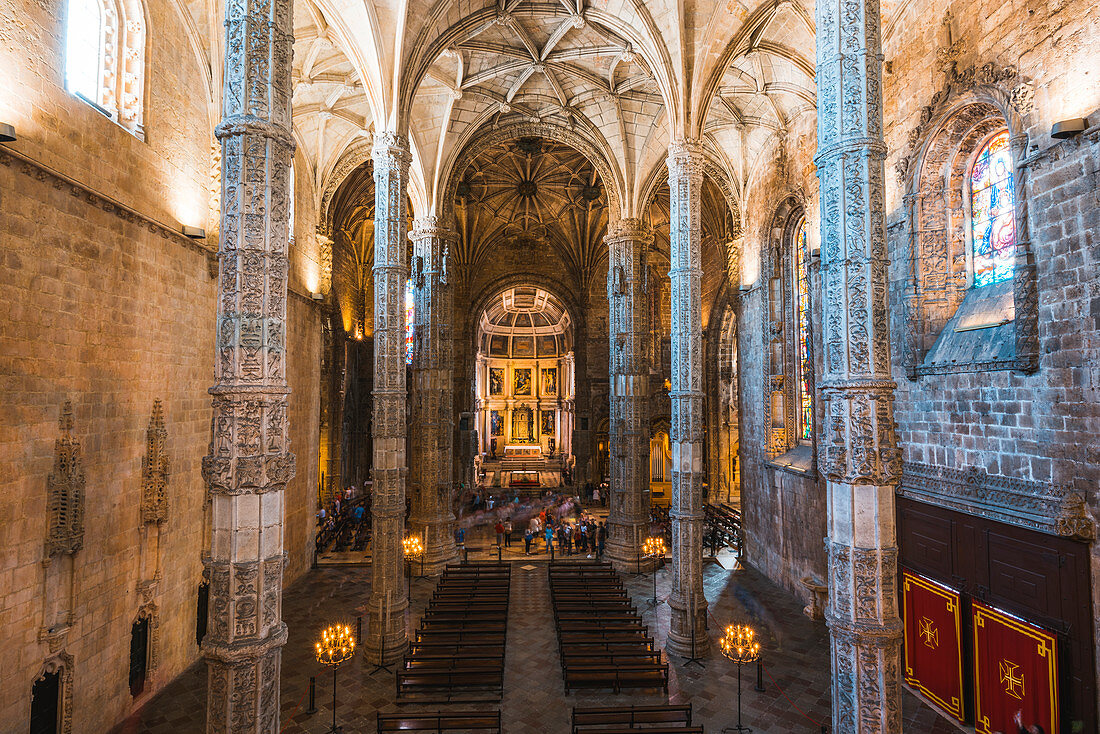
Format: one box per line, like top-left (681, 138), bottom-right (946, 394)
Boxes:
top-left (113, 550), bottom-right (957, 733)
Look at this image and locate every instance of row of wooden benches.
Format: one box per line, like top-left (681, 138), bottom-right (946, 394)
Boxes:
top-left (396, 563), bottom-right (511, 703)
top-left (549, 561), bottom-right (670, 694)
top-left (375, 704), bottom-right (701, 733)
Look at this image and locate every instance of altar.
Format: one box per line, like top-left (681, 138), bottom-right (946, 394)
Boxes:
top-left (504, 444), bottom-right (542, 459)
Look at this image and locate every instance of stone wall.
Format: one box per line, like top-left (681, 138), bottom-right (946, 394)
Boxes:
top-left (882, 0), bottom-right (1100, 710)
top-left (0, 0), bottom-right (322, 727)
top-left (735, 115), bottom-right (828, 603)
top-left (0, 155), bottom-right (213, 732)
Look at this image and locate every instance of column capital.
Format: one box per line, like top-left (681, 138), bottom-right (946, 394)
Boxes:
top-left (666, 139), bottom-right (706, 173)
top-left (372, 132), bottom-right (411, 165)
top-left (604, 218), bottom-right (653, 244)
top-left (410, 216), bottom-right (459, 243)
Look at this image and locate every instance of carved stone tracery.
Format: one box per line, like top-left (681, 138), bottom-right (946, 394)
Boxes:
top-left (898, 462), bottom-right (1097, 541)
top-left (140, 399), bottom-right (169, 525)
top-left (47, 401), bottom-right (85, 557)
top-left (894, 61), bottom-right (1039, 377)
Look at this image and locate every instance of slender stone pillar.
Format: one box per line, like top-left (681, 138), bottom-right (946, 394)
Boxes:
top-left (365, 133), bottom-right (411, 663)
top-left (665, 141), bottom-right (708, 658)
top-left (201, 0), bottom-right (295, 726)
top-left (605, 219), bottom-right (652, 572)
top-left (815, 2), bottom-right (903, 731)
top-left (409, 217), bottom-right (459, 575)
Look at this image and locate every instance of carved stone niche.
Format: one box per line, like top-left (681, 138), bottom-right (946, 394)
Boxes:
top-left (898, 462), bottom-right (1096, 541)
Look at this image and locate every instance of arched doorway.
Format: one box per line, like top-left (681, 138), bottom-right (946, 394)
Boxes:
top-left (473, 285), bottom-right (575, 491)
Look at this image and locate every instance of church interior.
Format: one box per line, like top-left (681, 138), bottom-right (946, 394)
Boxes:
top-left (1, 0), bottom-right (1097, 731)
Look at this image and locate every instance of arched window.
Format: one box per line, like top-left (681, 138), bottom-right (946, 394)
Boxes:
top-left (65, 0), bottom-right (103, 104)
top-left (762, 199), bottom-right (816, 468)
top-left (64, 0), bottom-right (146, 137)
top-left (902, 101), bottom-right (1034, 376)
top-left (794, 218), bottom-right (812, 442)
top-left (969, 130), bottom-right (1015, 287)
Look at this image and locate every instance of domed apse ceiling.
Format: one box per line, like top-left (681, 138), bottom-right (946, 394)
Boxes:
top-left (478, 285), bottom-right (573, 358)
top-left (453, 137), bottom-right (608, 294)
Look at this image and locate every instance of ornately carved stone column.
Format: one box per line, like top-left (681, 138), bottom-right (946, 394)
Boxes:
top-left (409, 217), bottom-right (459, 575)
top-left (815, 2), bottom-right (903, 731)
top-left (366, 133), bottom-right (411, 663)
top-left (605, 219), bottom-right (652, 573)
top-left (665, 141), bottom-right (708, 657)
top-left (202, 0), bottom-right (295, 726)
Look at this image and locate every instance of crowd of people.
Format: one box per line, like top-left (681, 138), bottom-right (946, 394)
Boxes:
top-left (314, 478), bottom-right (670, 560)
top-left (315, 485), bottom-right (370, 552)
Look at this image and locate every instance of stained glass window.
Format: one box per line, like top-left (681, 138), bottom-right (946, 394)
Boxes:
top-left (405, 277), bottom-right (414, 364)
top-left (795, 219), bottom-right (812, 442)
top-left (970, 130), bottom-right (1015, 288)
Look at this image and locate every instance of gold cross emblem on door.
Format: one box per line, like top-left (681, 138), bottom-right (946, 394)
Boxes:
top-left (918, 617), bottom-right (939, 649)
top-left (1000, 659), bottom-right (1025, 700)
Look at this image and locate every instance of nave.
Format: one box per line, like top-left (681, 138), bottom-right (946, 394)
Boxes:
top-left (112, 549), bottom-right (952, 733)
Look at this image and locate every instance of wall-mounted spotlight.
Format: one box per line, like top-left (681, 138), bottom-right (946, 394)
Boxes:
top-left (739, 284), bottom-right (751, 293)
top-left (1051, 118), bottom-right (1087, 140)
top-left (0, 122), bottom-right (16, 142)
top-left (182, 225), bottom-right (206, 239)
top-left (311, 292), bottom-right (324, 301)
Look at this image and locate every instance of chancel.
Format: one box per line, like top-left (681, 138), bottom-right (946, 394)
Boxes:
top-left (0, 0), bottom-right (1096, 731)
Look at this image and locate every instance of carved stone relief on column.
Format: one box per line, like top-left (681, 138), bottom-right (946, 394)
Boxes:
top-left (815, 0), bottom-right (903, 729)
top-left (202, 0), bottom-right (296, 726)
top-left (604, 218), bottom-right (653, 572)
top-left (664, 140), bottom-right (708, 658)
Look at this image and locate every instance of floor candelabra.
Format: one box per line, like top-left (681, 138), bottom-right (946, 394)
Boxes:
top-left (719, 623), bottom-right (761, 733)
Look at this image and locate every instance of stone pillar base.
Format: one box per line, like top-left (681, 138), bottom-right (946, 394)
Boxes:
top-left (605, 521), bottom-right (648, 573)
top-left (665, 595), bottom-right (710, 658)
top-left (363, 600), bottom-right (409, 665)
top-left (415, 519), bottom-right (459, 576)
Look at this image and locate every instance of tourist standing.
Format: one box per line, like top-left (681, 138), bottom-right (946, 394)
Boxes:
top-left (504, 519), bottom-right (513, 547)
top-left (544, 524), bottom-right (554, 554)
top-left (494, 520), bottom-right (504, 548)
top-left (524, 528), bottom-right (534, 555)
top-left (597, 522), bottom-right (607, 558)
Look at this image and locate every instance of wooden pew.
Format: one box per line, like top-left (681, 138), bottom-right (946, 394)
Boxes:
top-left (377, 710), bottom-right (501, 733)
top-left (396, 667), bottom-right (504, 701)
top-left (571, 704), bottom-right (693, 732)
top-left (562, 662), bottom-right (669, 694)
